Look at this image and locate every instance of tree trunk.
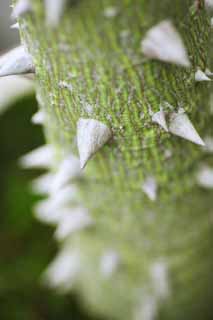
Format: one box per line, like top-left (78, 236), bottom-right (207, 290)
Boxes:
top-left (16, 0), bottom-right (213, 319)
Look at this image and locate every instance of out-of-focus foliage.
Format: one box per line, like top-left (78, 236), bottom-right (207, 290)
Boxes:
top-left (0, 96), bottom-right (103, 320)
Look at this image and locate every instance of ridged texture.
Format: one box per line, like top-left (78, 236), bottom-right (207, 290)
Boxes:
top-left (17, 0), bottom-right (213, 319)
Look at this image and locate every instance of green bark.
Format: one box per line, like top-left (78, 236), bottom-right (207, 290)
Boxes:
top-left (17, 0), bottom-right (213, 319)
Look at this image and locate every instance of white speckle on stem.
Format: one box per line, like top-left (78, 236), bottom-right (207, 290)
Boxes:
top-left (58, 80), bottom-right (73, 92)
top-left (142, 177), bottom-right (158, 201)
top-left (100, 250), bottom-right (120, 278)
top-left (196, 165), bottom-right (213, 189)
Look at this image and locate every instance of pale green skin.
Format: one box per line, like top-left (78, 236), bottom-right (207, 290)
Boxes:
top-left (16, 0), bottom-right (213, 319)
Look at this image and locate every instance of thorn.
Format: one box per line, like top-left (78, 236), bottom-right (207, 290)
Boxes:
top-left (205, 68), bottom-right (213, 76)
top-left (0, 75), bottom-right (34, 109)
top-left (195, 69), bottom-right (211, 82)
top-left (135, 294), bottom-right (157, 320)
top-left (150, 261), bottom-right (170, 299)
top-left (205, 0), bottom-right (213, 10)
top-left (11, 0), bottom-right (32, 19)
top-left (141, 20), bottom-right (190, 67)
top-left (103, 6), bottom-right (119, 18)
top-left (36, 92), bottom-right (45, 108)
top-left (168, 112), bottom-right (205, 146)
top-left (34, 185), bottom-right (78, 224)
top-left (196, 165), bottom-right (213, 189)
top-left (152, 107), bottom-right (168, 132)
top-left (39, 185), bottom-right (77, 213)
top-left (203, 136), bottom-right (213, 153)
top-left (31, 173), bottom-right (54, 195)
top-left (45, 0), bottom-right (67, 28)
top-left (50, 154), bottom-right (82, 193)
top-left (77, 118), bottom-right (112, 169)
top-left (164, 149), bottom-right (173, 159)
top-left (44, 248), bottom-right (81, 292)
top-left (100, 250), bottom-right (120, 278)
top-left (34, 201), bottom-right (62, 225)
top-left (54, 207), bottom-right (93, 240)
top-left (10, 23), bottom-right (19, 30)
top-left (141, 176), bottom-right (158, 201)
top-left (0, 46), bottom-right (34, 77)
top-left (19, 145), bottom-right (54, 169)
top-left (31, 110), bottom-right (45, 125)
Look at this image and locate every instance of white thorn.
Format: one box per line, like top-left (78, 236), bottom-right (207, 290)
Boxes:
top-left (77, 118), bottom-right (112, 169)
top-left (0, 76), bottom-right (34, 112)
top-left (36, 92), bottom-right (45, 108)
top-left (34, 203), bottom-right (63, 225)
top-left (177, 107), bottom-right (185, 114)
top-left (54, 207), bottom-right (93, 240)
top-left (196, 165), bottom-right (213, 189)
top-left (19, 145), bottom-right (55, 169)
top-left (58, 80), bottom-right (73, 92)
top-left (150, 261), bottom-right (170, 299)
top-left (34, 185), bottom-right (78, 224)
top-left (0, 46), bottom-right (34, 77)
top-left (31, 173), bottom-right (54, 195)
top-left (11, 0), bottom-right (32, 19)
top-left (44, 248), bottom-right (81, 291)
top-left (205, 68), bottom-right (213, 76)
top-left (10, 23), bottom-right (19, 30)
top-left (100, 250), bottom-right (120, 278)
top-left (135, 294), bottom-right (157, 320)
top-left (152, 107), bottom-right (168, 132)
top-left (203, 136), bottom-right (213, 153)
top-left (45, 0), bottom-right (67, 28)
top-left (142, 176), bottom-right (158, 201)
top-left (31, 110), bottom-right (45, 125)
top-left (195, 69), bottom-right (211, 82)
top-left (50, 154), bottom-right (82, 193)
top-left (168, 112), bottom-right (205, 146)
top-left (141, 20), bottom-right (190, 67)
top-left (205, 0), bottom-right (213, 10)
top-left (103, 6), bottom-right (118, 18)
